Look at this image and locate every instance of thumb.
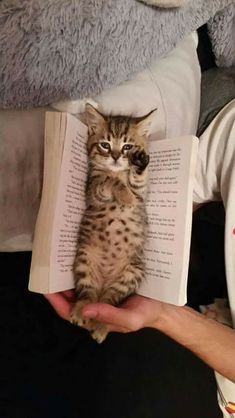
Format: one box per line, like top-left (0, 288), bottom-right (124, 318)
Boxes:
top-left (82, 303), bottom-right (142, 331)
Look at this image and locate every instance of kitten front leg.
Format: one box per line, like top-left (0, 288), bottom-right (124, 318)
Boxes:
top-left (113, 181), bottom-right (134, 206)
top-left (92, 177), bottom-right (132, 205)
top-left (128, 147), bottom-right (150, 174)
top-left (94, 180), bottom-right (113, 203)
top-left (95, 176), bottom-right (134, 206)
top-left (92, 176), bottom-right (134, 206)
top-left (128, 147), bottom-right (149, 198)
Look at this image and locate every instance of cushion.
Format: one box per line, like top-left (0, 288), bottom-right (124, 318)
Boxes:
top-left (54, 33), bottom-right (201, 140)
top-left (0, 32), bottom-right (201, 251)
top-left (197, 67), bottom-right (235, 136)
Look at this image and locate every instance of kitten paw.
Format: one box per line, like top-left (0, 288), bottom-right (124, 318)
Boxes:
top-left (128, 148), bottom-right (149, 173)
top-left (115, 187), bottom-right (134, 206)
top-left (70, 301), bottom-right (94, 331)
top-left (91, 325), bottom-right (109, 344)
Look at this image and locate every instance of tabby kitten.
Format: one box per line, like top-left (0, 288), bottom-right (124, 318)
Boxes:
top-left (70, 104), bottom-right (155, 343)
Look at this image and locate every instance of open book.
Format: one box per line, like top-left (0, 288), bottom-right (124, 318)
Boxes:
top-left (29, 112), bottom-right (198, 305)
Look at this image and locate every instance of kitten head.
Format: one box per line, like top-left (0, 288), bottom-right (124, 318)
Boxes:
top-left (85, 104), bottom-right (156, 172)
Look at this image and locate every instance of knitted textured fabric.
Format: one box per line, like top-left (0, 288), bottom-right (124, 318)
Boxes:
top-left (0, 0), bottom-right (233, 108)
top-left (208, 3), bottom-right (235, 67)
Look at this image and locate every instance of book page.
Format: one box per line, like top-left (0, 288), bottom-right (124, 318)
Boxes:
top-left (138, 136), bottom-right (198, 305)
top-left (30, 118), bottom-right (197, 302)
top-left (49, 114), bottom-right (88, 292)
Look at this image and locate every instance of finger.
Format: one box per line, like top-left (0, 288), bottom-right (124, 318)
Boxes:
top-left (107, 324), bottom-right (130, 333)
top-left (82, 303), bottom-right (143, 331)
top-left (44, 293), bottom-right (72, 320)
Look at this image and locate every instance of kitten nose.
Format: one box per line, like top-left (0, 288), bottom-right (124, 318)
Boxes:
top-left (111, 151), bottom-right (120, 161)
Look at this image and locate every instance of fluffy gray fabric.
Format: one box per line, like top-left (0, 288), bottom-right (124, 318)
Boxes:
top-left (208, 3), bottom-right (235, 67)
top-left (0, 0), bottom-right (233, 108)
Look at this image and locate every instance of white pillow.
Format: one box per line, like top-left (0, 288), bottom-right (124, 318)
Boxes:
top-left (0, 32), bottom-right (201, 251)
top-left (54, 32), bottom-right (201, 140)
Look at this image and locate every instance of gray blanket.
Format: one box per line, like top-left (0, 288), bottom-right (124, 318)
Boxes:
top-left (0, 0), bottom-right (234, 109)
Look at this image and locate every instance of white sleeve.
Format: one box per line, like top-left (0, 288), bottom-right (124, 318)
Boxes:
top-left (194, 100), bottom-right (235, 415)
top-left (193, 99), bottom-right (235, 323)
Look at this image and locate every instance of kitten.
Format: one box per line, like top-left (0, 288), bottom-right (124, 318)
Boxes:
top-left (70, 104), bottom-right (156, 343)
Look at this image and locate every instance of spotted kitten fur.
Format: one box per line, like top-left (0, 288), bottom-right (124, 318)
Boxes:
top-left (70, 104), bottom-right (155, 343)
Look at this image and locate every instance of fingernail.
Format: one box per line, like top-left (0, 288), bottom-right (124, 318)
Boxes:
top-left (82, 310), bottom-right (97, 319)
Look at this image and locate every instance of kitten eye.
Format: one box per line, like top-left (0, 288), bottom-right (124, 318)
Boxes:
top-left (122, 144), bottom-right (133, 152)
top-left (99, 142), bottom-right (110, 151)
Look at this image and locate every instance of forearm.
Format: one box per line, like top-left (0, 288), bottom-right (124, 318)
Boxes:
top-left (156, 304), bottom-right (235, 382)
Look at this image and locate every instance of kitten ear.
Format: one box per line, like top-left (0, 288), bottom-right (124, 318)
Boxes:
top-left (135, 108), bottom-right (157, 137)
top-left (85, 103), bottom-right (106, 135)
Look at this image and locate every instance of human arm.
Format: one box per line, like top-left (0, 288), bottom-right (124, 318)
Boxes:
top-left (44, 290), bottom-right (235, 383)
top-left (81, 295), bottom-right (235, 383)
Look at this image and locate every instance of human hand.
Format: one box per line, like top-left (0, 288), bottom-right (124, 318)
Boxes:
top-left (44, 289), bottom-right (75, 321)
top-left (81, 295), bottom-right (166, 333)
top-left (44, 291), bottom-right (168, 334)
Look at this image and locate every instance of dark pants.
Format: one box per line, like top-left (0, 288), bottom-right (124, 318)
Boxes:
top-left (0, 222), bottom-right (223, 418)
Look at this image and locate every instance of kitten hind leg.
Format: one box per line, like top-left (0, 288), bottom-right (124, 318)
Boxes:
top-left (91, 262), bottom-right (144, 343)
top-left (71, 262), bottom-right (99, 331)
top-left (71, 300), bottom-right (108, 343)
top-left (70, 299), bottom-right (96, 331)
top-left (91, 323), bottom-right (109, 344)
